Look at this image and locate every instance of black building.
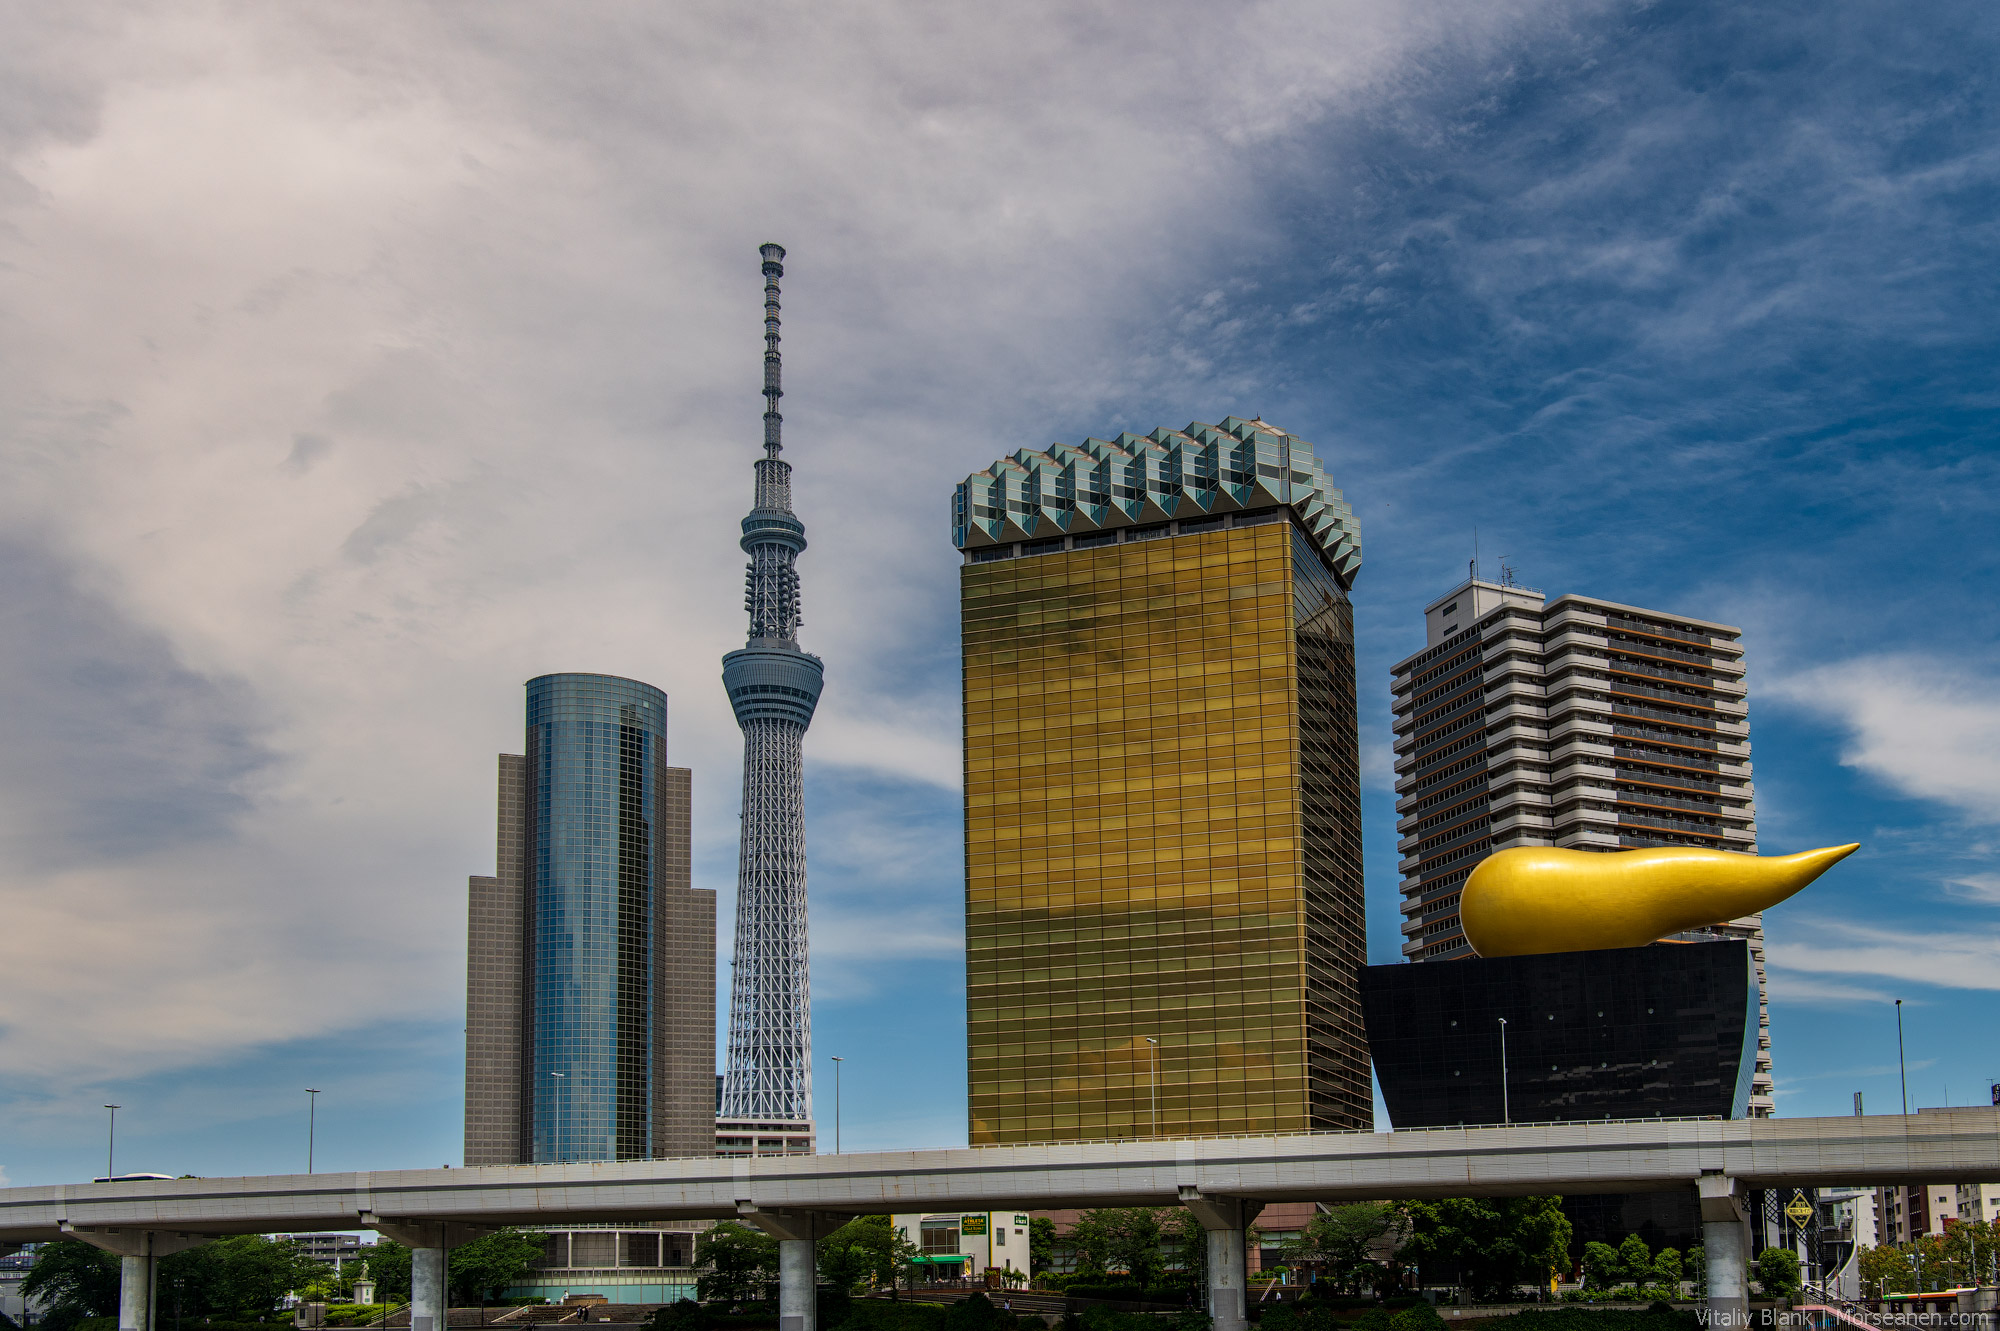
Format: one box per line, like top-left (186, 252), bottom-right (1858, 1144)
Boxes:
top-left (1361, 940), bottom-right (1758, 1128)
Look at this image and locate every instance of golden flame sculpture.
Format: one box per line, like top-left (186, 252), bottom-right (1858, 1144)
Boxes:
top-left (1459, 843), bottom-right (1859, 958)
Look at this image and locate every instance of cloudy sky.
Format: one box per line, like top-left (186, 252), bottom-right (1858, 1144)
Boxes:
top-left (3, 0), bottom-right (1997, 1186)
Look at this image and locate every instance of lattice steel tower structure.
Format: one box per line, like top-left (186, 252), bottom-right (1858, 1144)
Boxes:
top-left (719, 243), bottom-right (823, 1129)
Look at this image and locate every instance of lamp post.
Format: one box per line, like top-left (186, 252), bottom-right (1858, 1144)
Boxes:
top-left (1145, 1037), bottom-right (1160, 1138)
top-left (1498, 1019), bottom-right (1511, 1126)
top-left (830, 1056), bottom-right (844, 1154)
top-left (103, 1104), bottom-right (121, 1179)
top-left (1895, 999), bottom-right (1908, 1116)
top-left (306, 1089), bottom-right (321, 1173)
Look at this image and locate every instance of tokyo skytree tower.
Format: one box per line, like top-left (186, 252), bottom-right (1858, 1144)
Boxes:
top-left (720, 243), bottom-right (823, 1125)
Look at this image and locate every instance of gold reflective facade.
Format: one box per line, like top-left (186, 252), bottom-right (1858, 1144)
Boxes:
top-left (963, 519), bottom-right (1370, 1144)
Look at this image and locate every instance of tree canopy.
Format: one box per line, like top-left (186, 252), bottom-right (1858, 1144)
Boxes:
top-left (1397, 1196), bottom-right (1571, 1302)
top-left (817, 1215), bottom-right (917, 1295)
top-left (1280, 1203), bottom-right (1396, 1295)
top-left (696, 1221), bottom-right (777, 1306)
top-left (25, 1236), bottom-right (325, 1326)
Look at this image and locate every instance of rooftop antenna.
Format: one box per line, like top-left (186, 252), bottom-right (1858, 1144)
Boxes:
top-left (1500, 558), bottom-right (1518, 589)
top-left (1472, 526), bottom-right (1480, 583)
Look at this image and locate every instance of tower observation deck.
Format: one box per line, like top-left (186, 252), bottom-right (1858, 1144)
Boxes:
top-left (719, 243), bottom-right (822, 1129)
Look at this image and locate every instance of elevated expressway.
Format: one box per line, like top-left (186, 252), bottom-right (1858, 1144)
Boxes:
top-left (6, 1109), bottom-right (1996, 1331)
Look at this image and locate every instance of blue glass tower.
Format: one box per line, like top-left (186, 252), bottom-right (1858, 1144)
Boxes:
top-left (465, 673), bottom-right (717, 1165)
top-left (525, 673), bottom-right (667, 1162)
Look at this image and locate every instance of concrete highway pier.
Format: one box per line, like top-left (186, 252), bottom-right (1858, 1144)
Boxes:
top-left (4, 1109), bottom-right (1997, 1331)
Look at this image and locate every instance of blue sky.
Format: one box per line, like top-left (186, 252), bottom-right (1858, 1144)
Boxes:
top-left (1, 0), bottom-right (1997, 1186)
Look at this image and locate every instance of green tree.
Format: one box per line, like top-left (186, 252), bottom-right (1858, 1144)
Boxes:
top-left (818, 1216), bottom-right (911, 1295)
top-left (20, 1242), bottom-right (121, 1324)
top-left (1068, 1209), bottom-right (1166, 1286)
top-left (1858, 1244), bottom-right (1912, 1297)
top-left (1753, 1248), bottom-right (1801, 1304)
top-left (1651, 1247), bottom-right (1683, 1288)
top-left (365, 1241), bottom-right (412, 1301)
top-left (1580, 1242), bottom-right (1620, 1291)
top-left (1615, 1235), bottom-right (1651, 1287)
top-left (1281, 1204), bottom-right (1394, 1295)
top-left (1398, 1196), bottom-right (1571, 1302)
top-left (1939, 1219), bottom-right (1998, 1288)
top-left (450, 1229), bottom-right (548, 1304)
top-left (697, 1222), bottom-right (778, 1306)
top-left (1029, 1218), bottom-right (1058, 1277)
top-left (164, 1235), bottom-right (322, 1319)
top-left (1158, 1210), bottom-right (1206, 1287)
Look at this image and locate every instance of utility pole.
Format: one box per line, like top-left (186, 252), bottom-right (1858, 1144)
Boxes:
top-left (1498, 1019), bottom-right (1510, 1126)
top-left (306, 1089), bottom-right (321, 1173)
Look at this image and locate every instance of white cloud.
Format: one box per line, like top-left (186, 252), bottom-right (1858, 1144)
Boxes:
top-left (0, 2), bottom-right (1596, 1086)
top-left (1766, 919), bottom-right (2000, 992)
top-left (1767, 655), bottom-right (2000, 823)
top-left (1763, 969), bottom-right (1898, 1005)
top-left (1945, 873), bottom-right (2000, 905)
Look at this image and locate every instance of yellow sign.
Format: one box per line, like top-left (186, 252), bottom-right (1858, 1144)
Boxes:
top-left (961, 1215), bottom-right (988, 1235)
top-left (1785, 1194), bottom-right (1813, 1224)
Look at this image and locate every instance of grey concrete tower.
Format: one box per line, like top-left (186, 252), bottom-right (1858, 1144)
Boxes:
top-left (719, 243), bottom-right (823, 1127)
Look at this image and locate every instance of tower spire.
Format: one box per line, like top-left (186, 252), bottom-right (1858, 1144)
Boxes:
top-left (720, 243), bottom-right (823, 1132)
top-left (761, 243), bottom-right (785, 459)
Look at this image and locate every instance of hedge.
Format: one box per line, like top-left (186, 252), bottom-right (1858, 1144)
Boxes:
top-left (1470, 1311), bottom-right (1700, 1331)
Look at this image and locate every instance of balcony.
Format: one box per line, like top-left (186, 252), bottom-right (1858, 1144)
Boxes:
top-left (1608, 657), bottom-right (1721, 690)
top-left (1609, 677), bottom-right (1717, 709)
top-left (1615, 767), bottom-right (1722, 795)
top-left (1610, 701), bottom-right (1717, 731)
top-left (1611, 741), bottom-right (1721, 771)
top-left (1603, 614), bottom-right (1719, 648)
top-left (1618, 810), bottom-right (1727, 838)
top-left (1618, 789), bottom-right (1739, 818)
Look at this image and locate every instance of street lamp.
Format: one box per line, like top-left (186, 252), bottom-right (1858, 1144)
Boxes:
top-left (306, 1089), bottom-right (321, 1174)
top-left (549, 1072), bottom-right (566, 1159)
top-left (1895, 1000), bottom-right (1908, 1116)
top-left (1497, 1019), bottom-right (1511, 1126)
top-left (1144, 1038), bottom-right (1160, 1138)
top-left (103, 1105), bottom-right (121, 1179)
top-left (830, 1057), bottom-right (844, 1154)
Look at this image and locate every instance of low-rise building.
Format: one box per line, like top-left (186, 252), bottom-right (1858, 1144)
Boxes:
top-left (280, 1234), bottom-right (366, 1267)
top-left (891, 1213), bottom-right (1035, 1282)
top-left (502, 1224), bottom-right (707, 1306)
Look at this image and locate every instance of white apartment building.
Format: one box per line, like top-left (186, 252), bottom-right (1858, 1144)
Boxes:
top-left (1389, 577), bottom-right (1772, 1114)
top-left (1875, 1181), bottom-right (2000, 1245)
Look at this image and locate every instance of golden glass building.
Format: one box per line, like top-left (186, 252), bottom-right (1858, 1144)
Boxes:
top-left (954, 417), bottom-right (1371, 1144)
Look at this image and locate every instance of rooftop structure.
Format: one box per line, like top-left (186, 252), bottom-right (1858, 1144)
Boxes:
top-left (953, 416), bottom-right (1361, 578)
